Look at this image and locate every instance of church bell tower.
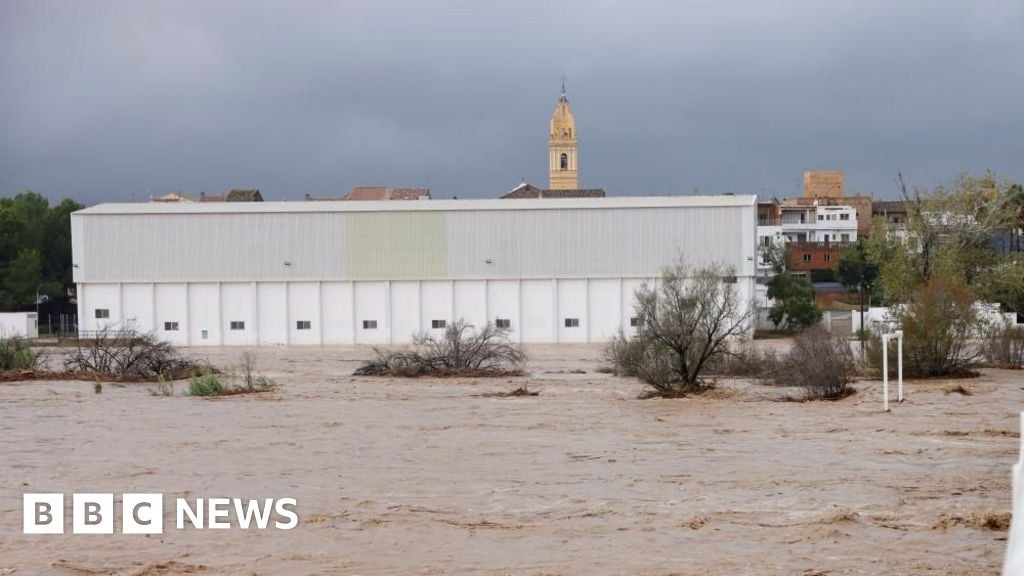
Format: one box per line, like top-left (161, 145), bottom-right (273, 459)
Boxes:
top-left (548, 82), bottom-right (578, 190)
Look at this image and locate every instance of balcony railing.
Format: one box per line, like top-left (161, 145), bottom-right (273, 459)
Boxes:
top-left (786, 241), bottom-right (853, 249)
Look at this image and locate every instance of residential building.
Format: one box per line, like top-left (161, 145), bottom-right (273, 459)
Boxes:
top-left (501, 183), bottom-right (605, 199)
top-left (199, 189), bottom-right (264, 202)
top-left (151, 191), bottom-right (195, 203)
top-left (803, 170), bottom-right (844, 199)
top-left (872, 200), bottom-right (908, 226)
top-left (343, 187), bottom-right (431, 201)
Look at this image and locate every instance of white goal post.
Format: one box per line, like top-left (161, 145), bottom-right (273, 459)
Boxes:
top-left (1004, 412), bottom-right (1024, 575)
top-left (882, 330), bottom-right (904, 412)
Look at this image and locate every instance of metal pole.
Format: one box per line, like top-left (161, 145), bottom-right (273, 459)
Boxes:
top-left (897, 331), bottom-right (904, 402)
top-left (882, 333), bottom-right (890, 412)
top-left (859, 283), bottom-right (865, 356)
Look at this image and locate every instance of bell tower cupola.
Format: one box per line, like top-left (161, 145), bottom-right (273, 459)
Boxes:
top-left (548, 81), bottom-right (578, 190)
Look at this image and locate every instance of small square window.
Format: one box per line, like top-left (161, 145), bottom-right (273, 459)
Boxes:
top-left (824, 253), bottom-right (832, 262)
top-left (495, 318), bottom-right (511, 329)
top-left (362, 320), bottom-right (378, 330)
top-left (95, 308), bottom-right (109, 319)
top-left (296, 320), bottom-right (311, 330)
top-left (431, 319), bottom-right (447, 329)
top-left (817, 215), bottom-right (824, 221)
top-left (163, 321), bottom-right (179, 331)
top-left (201, 329), bottom-right (209, 340)
top-left (564, 318), bottom-right (579, 328)
top-left (841, 234), bottom-right (850, 242)
top-left (721, 275), bottom-right (737, 284)
top-left (630, 317), bottom-right (640, 327)
top-left (802, 254), bottom-right (812, 263)
top-left (230, 321), bottom-right (245, 330)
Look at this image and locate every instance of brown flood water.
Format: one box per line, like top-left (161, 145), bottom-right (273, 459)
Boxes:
top-left (0, 343), bottom-right (1019, 575)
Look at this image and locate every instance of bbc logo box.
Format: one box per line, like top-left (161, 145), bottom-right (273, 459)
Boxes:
top-left (23, 493), bottom-right (163, 534)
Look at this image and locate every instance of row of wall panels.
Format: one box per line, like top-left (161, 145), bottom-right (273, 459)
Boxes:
top-left (77, 278), bottom-right (754, 345)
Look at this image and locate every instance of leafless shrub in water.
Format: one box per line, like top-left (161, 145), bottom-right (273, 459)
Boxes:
top-left (355, 320), bottom-right (525, 377)
top-left (63, 326), bottom-right (197, 381)
top-left (604, 261), bottom-right (753, 398)
top-left (763, 325), bottom-right (856, 401)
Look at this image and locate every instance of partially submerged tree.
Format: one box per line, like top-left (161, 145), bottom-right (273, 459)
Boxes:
top-left (606, 260), bottom-right (753, 397)
top-left (762, 325), bottom-right (856, 401)
top-left (64, 326), bottom-right (198, 380)
top-left (892, 276), bottom-right (984, 378)
top-left (355, 320), bottom-right (525, 377)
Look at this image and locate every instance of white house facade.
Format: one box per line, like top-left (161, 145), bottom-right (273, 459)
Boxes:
top-left (70, 196), bottom-right (757, 345)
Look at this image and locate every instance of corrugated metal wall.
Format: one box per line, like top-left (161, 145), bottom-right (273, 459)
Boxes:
top-left (75, 204), bottom-right (754, 282)
top-left (80, 213), bottom-right (346, 281)
top-left (446, 206), bottom-right (748, 278)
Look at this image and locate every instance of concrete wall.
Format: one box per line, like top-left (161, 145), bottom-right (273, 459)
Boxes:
top-left (76, 276), bottom-right (757, 345)
top-left (0, 312), bottom-right (39, 338)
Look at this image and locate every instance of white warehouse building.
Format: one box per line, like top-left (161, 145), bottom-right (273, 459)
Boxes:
top-left (70, 196), bottom-right (757, 346)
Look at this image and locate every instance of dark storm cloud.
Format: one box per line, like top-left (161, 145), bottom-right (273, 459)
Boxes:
top-left (1, 0), bottom-right (1022, 204)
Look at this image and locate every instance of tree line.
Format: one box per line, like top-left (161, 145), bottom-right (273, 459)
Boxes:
top-left (0, 191), bottom-right (83, 311)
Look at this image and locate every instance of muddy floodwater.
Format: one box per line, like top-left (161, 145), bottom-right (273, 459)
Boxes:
top-left (0, 344), bottom-right (1019, 575)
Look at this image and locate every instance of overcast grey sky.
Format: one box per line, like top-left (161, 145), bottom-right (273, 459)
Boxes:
top-left (1, 1), bottom-right (1021, 204)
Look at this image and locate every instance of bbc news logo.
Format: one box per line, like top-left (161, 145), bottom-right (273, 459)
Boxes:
top-left (23, 493), bottom-right (298, 534)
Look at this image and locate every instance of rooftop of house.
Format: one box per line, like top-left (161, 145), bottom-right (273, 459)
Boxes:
top-left (344, 187), bottom-right (431, 201)
top-left (151, 191), bottom-right (195, 203)
top-left (198, 189), bottom-right (264, 202)
top-left (501, 183), bottom-right (606, 199)
top-left (872, 200), bottom-right (908, 214)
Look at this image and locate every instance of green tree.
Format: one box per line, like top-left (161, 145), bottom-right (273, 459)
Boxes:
top-left (978, 256), bottom-right (1024, 316)
top-left (0, 191), bottom-right (83, 311)
top-left (763, 243), bottom-right (821, 330)
top-left (868, 172), bottom-right (1020, 303)
top-left (837, 239), bottom-right (879, 336)
top-left (0, 249), bottom-right (46, 310)
top-left (43, 198), bottom-right (82, 286)
top-left (895, 276), bottom-right (984, 377)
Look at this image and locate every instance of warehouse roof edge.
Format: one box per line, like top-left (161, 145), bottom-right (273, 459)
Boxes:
top-left (74, 194), bottom-right (757, 216)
